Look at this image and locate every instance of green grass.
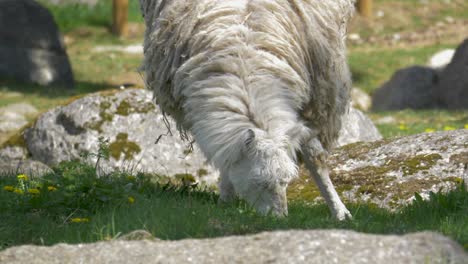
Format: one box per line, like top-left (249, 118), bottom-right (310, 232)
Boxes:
top-left (369, 110), bottom-right (468, 138)
top-left (37, 0), bottom-right (143, 33)
top-left (0, 160), bottom-right (467, 250)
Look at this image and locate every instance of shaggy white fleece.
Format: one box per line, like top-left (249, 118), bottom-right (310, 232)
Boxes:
top-left (140, 0), bottom-right (354, 219)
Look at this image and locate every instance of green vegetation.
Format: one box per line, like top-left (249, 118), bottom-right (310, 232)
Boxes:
top-left (368, 110), bottom-right (468, 138)
top-left (1, 160), bottom-right (467, 250)
top-left (37, 0), bottom-right (143, 33)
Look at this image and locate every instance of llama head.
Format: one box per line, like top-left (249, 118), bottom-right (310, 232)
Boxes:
top-left (228, 128), bottom-right (298, 216)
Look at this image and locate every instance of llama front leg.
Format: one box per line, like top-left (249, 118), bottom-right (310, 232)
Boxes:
top-left (218, 171), bottom-right (236, 204)
top-left (302, 138), bottom-right (351, 221)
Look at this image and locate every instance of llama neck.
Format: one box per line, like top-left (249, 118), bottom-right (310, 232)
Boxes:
top-left (181, 69), bottom-right (303, 169)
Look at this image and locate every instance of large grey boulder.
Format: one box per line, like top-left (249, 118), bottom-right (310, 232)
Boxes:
top-left (371, 66), bottom-right (438, 111)
top-left (290, 129), bottom-right (467, 209)
top-left (22, 89), bottom-right (380, 184)
top-left (435, 39), bottom-right (468, 109)
top-left (337, 107), bottom-right (382, 147)
top-left (330, 129), bottom-right (467, 209)
top-left (0, 230), bottom-right (465, 264)
top-left (24, 89), bottom-right (218, 184)
top-left (0, 0), bottom-right (74, 87)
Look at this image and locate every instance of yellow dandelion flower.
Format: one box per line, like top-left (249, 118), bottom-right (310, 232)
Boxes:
top-left (443, 126), bottom-right (455, 131)
top-left (128, 196), bottom-right (135, 204)
top-left (425, 128), bottom-right (435, 133)
top-left (464, 124), bottom-right (468, 129)
top-left (28, 188), bottom-right (40, 195)
top-left (13, 188), bottom-right (24, 195)
top-left (3, 186), bottom-right (14, 192)
top-left (17, 174), bottom-right (28, 181)
top-left (47, 186), bottom-right (58, 192)
top-left (398, 124), bottom-right (408, 131)
top-left (71, 217), bottom-right (90, 223)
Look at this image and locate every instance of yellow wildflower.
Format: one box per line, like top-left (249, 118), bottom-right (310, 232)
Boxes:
top-left (128, 196), bottom-right (135, 204)
top-left (47, 186), bottom-right (58, 192)
top-left (464, 124), bottom-right (468, 129)
top-left (424, 128), bottom-right (435, 133)
top-left (28, 188), bottom-right (40, 195)
top-left (443, 126), bottom-right (455, 131)
top-left (3, 186), bottom-right (14, 192)
top-left (13, 188), bottom-right (24, 195)
top-left (398, 124), bottom-right (408, 131)
top-left (17, 174), bottom-right (28, 181)
top-left (70, 218), bottom-right (90, 223)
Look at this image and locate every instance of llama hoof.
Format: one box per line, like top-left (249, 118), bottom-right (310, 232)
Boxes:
top-left (334, 208), bottom-right (352, 221)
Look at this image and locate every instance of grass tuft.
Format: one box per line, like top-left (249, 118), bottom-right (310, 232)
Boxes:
top-left (0, 159), bottom-right (467, 250)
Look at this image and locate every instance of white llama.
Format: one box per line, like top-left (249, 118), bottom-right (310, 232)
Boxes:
top-left (139, 0), bottom-right (354, 220)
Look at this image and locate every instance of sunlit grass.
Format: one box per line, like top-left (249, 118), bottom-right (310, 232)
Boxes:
top-left (0, 160), bottom-right (466, 250)
top-left (36, 0), bottom-right (143, 33)
top-left (369, 110), bottom-right (468, 138)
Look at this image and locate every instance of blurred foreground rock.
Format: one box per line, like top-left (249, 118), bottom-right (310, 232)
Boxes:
top-left (0, 0), bottom-right (74, 87)
top-left (0, 230), bottom-right (465, 264)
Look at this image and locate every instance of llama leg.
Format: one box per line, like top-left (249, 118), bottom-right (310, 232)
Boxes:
top-left (218, 171), bottom-right (236, 203)
top-left (302, 138), bottom-right (351, 221)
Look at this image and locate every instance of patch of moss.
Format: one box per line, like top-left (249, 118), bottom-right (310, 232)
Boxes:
top-left (116, 99), bottom-right (155, 116)
top-left (85, 100), bottom-right (114, 133)
top-left (174, 173), bottom-right (197, 184)
top-left (1, 130), bottom-right (27, 149)
top-left (109, 133), bottom-right (141, 161)
top-left (288, 170), bottom-right (321, 202)
top-left (398, 154), bottom-right (442, 176)
top-left (116, 100), bottom-right (132, 116)
top-left (358, 185), bottom-right (376, 194)
top-left (450, 152), bottom-right (468, 165)
top-left (328, 153), bottom-right (443, 203)
top-left (444, 176), bottom-right (464, 185)
top-left (197, 169), bottom-right (208, 177)
top-left (336, 139), bottom-right (391, 160)
top-left (393, 177), bottom-right (441, 198)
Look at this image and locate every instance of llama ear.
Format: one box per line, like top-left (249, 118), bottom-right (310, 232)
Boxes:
top-left (244, 128), bottom-right (256, 148)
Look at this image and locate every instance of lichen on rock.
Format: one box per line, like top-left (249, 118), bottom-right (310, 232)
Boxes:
top-left (109, 133), bottom-right (142, 161)
top-left (290, 130), bottom-right (468, 209)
